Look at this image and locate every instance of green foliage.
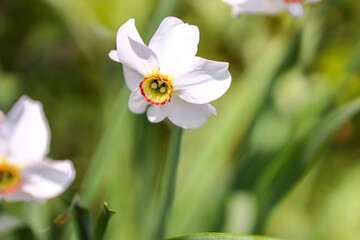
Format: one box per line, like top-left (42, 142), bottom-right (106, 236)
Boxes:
top-left (74, 201), bottom-right (93, 240)
top-left (165, 232), bottom-right (280, 240)
top-left (92, 202), bottom-right (115, 240)
top-left (73, 198), bottom-right (116, 240)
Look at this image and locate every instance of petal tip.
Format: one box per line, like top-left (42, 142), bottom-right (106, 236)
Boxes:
top-left (108, 50), bottom-right (120, 62)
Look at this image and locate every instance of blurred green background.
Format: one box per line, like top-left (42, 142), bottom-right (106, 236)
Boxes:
top-left (1, 0), bottom-right (360, 239)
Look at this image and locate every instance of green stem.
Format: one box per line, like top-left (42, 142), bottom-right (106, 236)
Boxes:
top-left (155, 126), bottom-right (183, 240)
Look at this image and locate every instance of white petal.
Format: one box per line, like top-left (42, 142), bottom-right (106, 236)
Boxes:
top-left (114, 19), bottom-right (159, 77)
top-left (258, 0), bottom-right (286, 14)
top-left (3, 190), bottom-right (34, 202)
top-left (0, 111), bottom-right (4, 125)
top-left (165, 96), bottom-right (217, 129)
top-left (123, 66), bottom-right (144, 91)
top-left (128, 88), bottom-right (149, 114)
top-left (223, 0), bottom-right (251, 4)
top-left (108, 50), bottom-right (120, 62)
top-left (0, 111), bottom-right (5, 157)
top-left (175, 57), bottom-right (231, 104)
top-left (0, 138), bottom-right (5, 157)
top-left (1, 96), bottom-right (50, 164)
top-left (227, 0), bottom-right (285, 15)
top-left (20, 160), bottom-right (75, 201)
top-left (232, 6), bottom-right (246, 16)
top-left (287, 3), bottom-right (305, 17)
top-left (149, 17), bottom-right (199, 76)
top-left (147, 105), bottom-right (167, 123)
top-left (108, 51), bottom-right (145, 91)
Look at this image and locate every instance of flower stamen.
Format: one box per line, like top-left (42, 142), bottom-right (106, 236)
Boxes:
top-left (151, 82), bottom-right (158, 89)
top-left (140, 75), bottom-right (173, 105)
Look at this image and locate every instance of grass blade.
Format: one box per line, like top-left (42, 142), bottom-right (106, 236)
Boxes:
top-left (92, 202), bottom-right (115, 240)
top-left (166, 232), bottom-right (281, 240)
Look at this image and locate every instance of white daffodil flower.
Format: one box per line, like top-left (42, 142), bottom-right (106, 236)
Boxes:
top-left (223, 0), bottom-right (321, 18)
top-left (109, 16), bottom-right (231, 129)
top-left (0, 96), bottom-right (75, 202)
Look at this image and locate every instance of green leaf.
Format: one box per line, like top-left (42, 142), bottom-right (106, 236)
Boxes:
top-left (74, 198), bottom-right (93, 240)
top-left (92, 202), bottom-right (116, 240)
top-left (13, 226), bottom-right (36, 240)
top-left (165, 232), bottom-right (281, 240)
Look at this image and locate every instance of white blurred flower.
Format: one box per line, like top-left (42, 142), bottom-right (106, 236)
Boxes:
top-left (223, 0), bottom-right (321, 18)
top-left (0, 96), bottom-right (75, 202)
top-left (109, 16), bottom-right (231, 129)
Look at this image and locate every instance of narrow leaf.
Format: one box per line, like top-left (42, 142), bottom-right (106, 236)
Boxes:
top-left (14, 226), bottom-right (36, 240)
top-left (92, 202), bottom-right (116, 240)
top-left (165, 232), bottom-right (280, 240)
top-left (74, 198), bottom-right (93, 240)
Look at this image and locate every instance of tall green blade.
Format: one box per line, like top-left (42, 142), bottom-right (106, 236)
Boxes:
top-left (92, 202), bottom-right (115, 240)
top-left (166, 232), bottom-right (281, 240)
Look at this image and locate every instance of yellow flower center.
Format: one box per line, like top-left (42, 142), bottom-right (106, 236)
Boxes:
top-left (140, 75), bottom-right (173, 105)
top-left (0, 159), bottom-right (22, 195)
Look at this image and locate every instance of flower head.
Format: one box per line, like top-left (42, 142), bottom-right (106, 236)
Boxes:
top-left (0, 96), bottom-right (75, 202)
top-left (223, 0), bottom-right (321, 17)
top-left (109, 17), bottom-right (231, 129)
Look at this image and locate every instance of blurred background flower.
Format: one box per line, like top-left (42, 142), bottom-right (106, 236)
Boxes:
top-left (222, 0), bottom-right (322, 17)
top-left (0, 96), bottom-right (75, 203)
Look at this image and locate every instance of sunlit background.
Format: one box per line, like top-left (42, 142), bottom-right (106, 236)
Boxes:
top-left (1, 0), bottom-right (360, 239)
